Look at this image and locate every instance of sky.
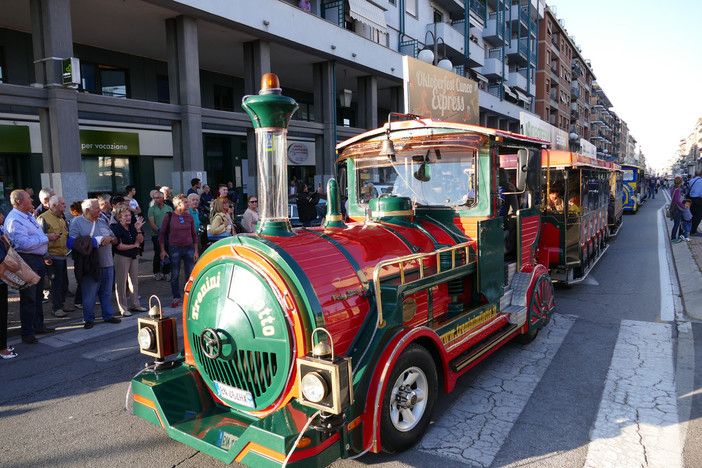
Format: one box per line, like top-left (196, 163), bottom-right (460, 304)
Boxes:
top-left (550, 0), bottom-right (702, 171)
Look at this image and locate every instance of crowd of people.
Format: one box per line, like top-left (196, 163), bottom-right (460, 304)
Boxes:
top-left (0, 178), bottom-right (255, 360)
top-left (670, 171), bottom-right (702, 243)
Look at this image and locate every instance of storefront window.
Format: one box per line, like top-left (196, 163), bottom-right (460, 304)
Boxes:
top-left (83, 156), bottom-right (131, 196)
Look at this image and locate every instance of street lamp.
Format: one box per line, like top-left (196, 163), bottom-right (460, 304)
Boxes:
top-left (417, 25), bottom-right (453, 71)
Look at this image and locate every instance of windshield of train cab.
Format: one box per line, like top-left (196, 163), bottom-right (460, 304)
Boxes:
top-left (355, 147), bottom-right (478, 208)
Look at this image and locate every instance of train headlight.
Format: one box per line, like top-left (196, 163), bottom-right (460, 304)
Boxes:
top-left (301, 372), bottom-right (328, 403)
top-left (138, 327), bottom-right (155, 351)
top-left (137, 296), bottom-right (178, 359)
top-left (296, 328), bottom-right (353, 415)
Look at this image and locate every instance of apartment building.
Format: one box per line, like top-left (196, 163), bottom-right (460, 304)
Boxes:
top-left (1, 0), bottom-right (633, 213)
top-left (534, 6), bottom-right (594, 154)
top-left (676, 118), bottom-right (702, 175)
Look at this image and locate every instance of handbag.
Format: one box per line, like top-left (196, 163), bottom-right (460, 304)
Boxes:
top-left (0, 235), bottom-right (40, 290)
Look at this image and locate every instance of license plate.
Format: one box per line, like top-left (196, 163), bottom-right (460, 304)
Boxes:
top-left (213, 381), bottom-right (255, 408)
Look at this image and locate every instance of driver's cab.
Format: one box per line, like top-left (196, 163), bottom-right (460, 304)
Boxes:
top-left (336, 118), bottom-right (546, 272)
top-left (354, 147), bottom-right (478, 211)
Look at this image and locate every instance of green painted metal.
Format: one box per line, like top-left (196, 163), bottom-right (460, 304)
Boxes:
top-left (242, 90), bottom-right (298, 131)
top-left (131, 363), bottom-right (343, 467)
top-left (186, 260), bottom-right (292, 410)
top-left (476, 217), bottom-right (504, 304)
top-left (324, 178), bottom-right (346, 229)
top-left (257, 219), bottom-right (295, 237)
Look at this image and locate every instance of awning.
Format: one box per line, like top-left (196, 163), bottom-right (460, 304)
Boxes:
top-left (473, 71), bottom-right (488, 83)
top-left (503, 85), bottom-right (517, 99)
top-left (348, 0), bottom-right (388, 33)
top-left (515, 90), bottom-right (532, 104)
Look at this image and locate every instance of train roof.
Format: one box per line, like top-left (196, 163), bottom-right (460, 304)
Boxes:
top-left (619, 163), bottom-right (644, 170)
top-left (543, 151), bottom-right (618, 170)
top-left (336, 118), bottom-right (550, 156)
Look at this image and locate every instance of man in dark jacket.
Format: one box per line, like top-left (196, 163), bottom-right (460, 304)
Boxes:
top-left (296, 183), bottom-right (321, 227)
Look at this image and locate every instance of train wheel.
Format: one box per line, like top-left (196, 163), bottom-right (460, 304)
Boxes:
top-left (380, 344), bottom-right (437, 453)
top-left (517, 274), bottom-right (554, 344)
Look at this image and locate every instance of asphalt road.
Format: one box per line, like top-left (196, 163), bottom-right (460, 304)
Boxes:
top-left (2, 195), bottom-right (700, 468)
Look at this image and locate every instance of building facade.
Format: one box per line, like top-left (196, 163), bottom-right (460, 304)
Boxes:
top-left (0, 0), bottom-right (637, 215)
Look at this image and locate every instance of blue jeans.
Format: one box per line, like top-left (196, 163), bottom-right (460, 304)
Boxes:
top-left (18, 255), bottom-right (46, 337)
top-left (682, 220), bottom-right (692, 238)
top-left (168, 245), bottom-right (195, 299)
top-left (48, 258), bottom-right (66, 312)
top-left (152, 235), bottom-right (171, 275)
top-left (671, 207), bottom-right (683, 240)
top-left (81, 266), bottom-right (115, 322)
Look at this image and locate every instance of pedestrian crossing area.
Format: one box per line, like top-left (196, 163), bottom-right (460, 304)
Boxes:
top-left (419, 316), bottom-right (682, 467)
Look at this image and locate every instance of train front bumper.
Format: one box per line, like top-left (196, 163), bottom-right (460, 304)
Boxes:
top-left (131, 361), bottom-right (344, 468)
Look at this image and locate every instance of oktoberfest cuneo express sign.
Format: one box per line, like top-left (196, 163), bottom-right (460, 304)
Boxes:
top-left (402, 56), bottom-right (479, 125)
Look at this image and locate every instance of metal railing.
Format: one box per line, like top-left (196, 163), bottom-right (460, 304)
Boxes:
top-left (372, 241), bottom-right (478, 327)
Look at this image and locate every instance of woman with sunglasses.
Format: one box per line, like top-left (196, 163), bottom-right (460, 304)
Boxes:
top-left (159, 194), bottom-right (199, 308)
top-left (242, 195), bottom-right (259, 233)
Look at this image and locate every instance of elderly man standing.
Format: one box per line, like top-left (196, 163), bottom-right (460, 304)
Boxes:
top-left (5, 189), bottom-right (61, 344)
top-left (67, 198), bottom-right (122, 329)
top-left (38, 195), bottom-right (71, 318)
top-left (34, 187), bottom-right (55, 218)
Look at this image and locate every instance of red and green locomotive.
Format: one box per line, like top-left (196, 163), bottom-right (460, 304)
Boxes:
top-left (131, 75), bottom-right (555, 467)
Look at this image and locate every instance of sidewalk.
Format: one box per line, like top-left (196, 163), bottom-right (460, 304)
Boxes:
top-left (7, 240), bottom-right (175, 338)
top-left (663, 205), bottom-right (702, 321)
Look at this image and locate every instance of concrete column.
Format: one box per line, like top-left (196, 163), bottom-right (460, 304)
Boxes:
top-left (166, 16), bottom-right (205, 194)
top-left (389, 86), bottom-right (404, 115)
top-left (313, 61), bottom-right (337, 187)
top-left (357, 75), bottom-right (378, 130)
top-left (242, 40), bottom-right (272, 196)
top-left (30, 0), bottom-right (87, 203)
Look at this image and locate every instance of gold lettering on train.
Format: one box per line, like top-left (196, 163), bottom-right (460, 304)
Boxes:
top-left (440, 305), bottom-right (497, 345)
top-left (191, 272), bottom-right (222, 320)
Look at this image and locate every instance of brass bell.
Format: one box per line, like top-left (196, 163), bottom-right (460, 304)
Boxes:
top-left (379, 137), bottom-right (396, 158)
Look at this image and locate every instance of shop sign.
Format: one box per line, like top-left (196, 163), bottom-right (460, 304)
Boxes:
top-left (519, 112), bottom-right (569, 151)
top-left (80, 129), bottom-right (139, 155)
top-left (62, 57), bottom-right (81, 86)
top-left (0, 124), bottom-right (30, 153)
top-left (402, 56), bottom-right (479, 125)
top-left (287, 141), bottom-right (315, 166)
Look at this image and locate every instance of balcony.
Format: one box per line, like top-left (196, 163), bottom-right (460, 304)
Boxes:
top-left (508, 69), bottom-right (528, 91)
top-left (505, 37), bottom-right (528, 65)
top-left (479, 57), bottom-right (504, 78)
top-left (450, 21), bottom-right (486, 67)
top-left (484, 11), bottom-right (504, 44)
top-left (571, 87), bottom-right (580, 100)
top-left (509, 4), bottom-right (532, 27)
top-left (429, 21), bottom-right (485, 68)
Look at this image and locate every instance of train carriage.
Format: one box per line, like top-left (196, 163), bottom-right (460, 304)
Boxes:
top-left (535, 151), bottom-right (617, 285)
top-left (621, 164), bottom-right (646, 213)
top-left (608, 166), bottom-right (624, 236)
top-left (130, 76), bottom-right (556, 467)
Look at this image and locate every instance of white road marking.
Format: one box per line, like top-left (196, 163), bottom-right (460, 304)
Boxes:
top-left (659, 196), bottom-right (676, 322)
top-left (419, 313), bottom-right (576, 466)
top-left (582, 275), bottom-right (599, 286)
top-left (584, 320), bottom-right (681, 468)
